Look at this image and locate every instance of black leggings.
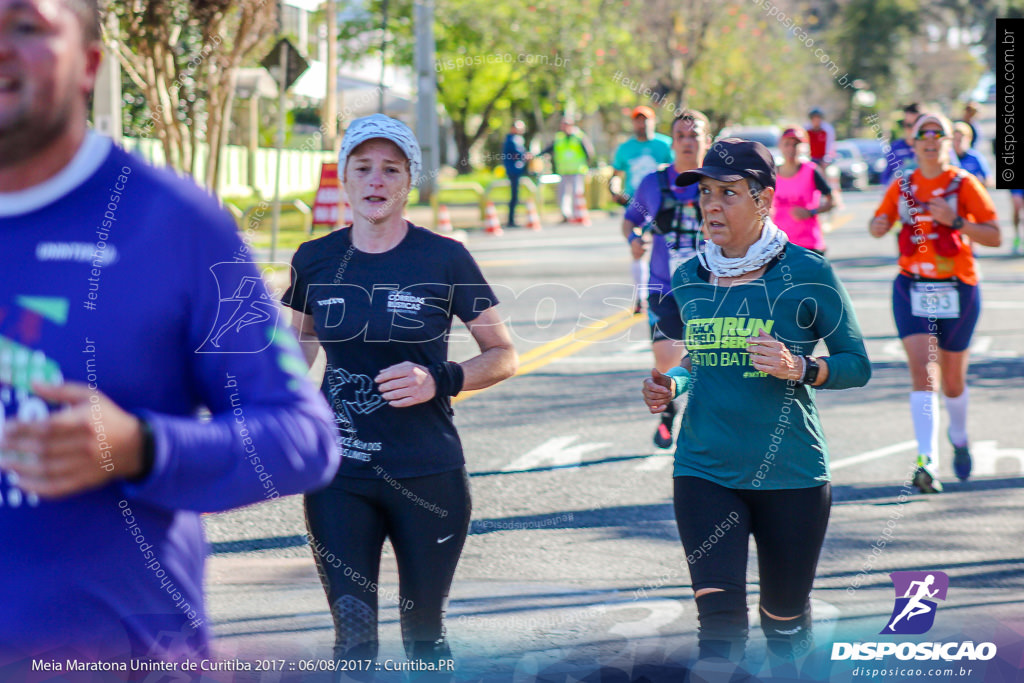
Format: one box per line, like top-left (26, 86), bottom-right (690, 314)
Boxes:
top-left (673, 476), bottom-right (831, 661)
top-left (305, 468), bottom-right (472, 664)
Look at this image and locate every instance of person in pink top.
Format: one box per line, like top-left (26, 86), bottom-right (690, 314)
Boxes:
top-left (772, 127), bottom-right (835, 254)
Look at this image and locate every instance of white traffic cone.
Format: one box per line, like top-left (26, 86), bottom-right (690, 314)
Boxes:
top-left (436, 204), bottom-right (454, 233)
top-left (525, 199), bottom-right (542, 231)
top-left (484, 201), bottom-right (504, 236)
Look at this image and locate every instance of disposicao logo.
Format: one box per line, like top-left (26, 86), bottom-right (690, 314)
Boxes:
top-left (882, 571), bottom-right (948, 635)
top-left (832, 571), bottom-right (997, 663)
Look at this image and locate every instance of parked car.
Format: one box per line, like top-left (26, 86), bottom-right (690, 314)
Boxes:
top-left (717, 125), bottom-right (784, 167)
top-left (842, 137), bottom-right (888, 184)
top-left (833, 142), bottom-right (869, 191)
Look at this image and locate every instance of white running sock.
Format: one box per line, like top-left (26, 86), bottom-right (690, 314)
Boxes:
top-left (945, 388), bottom-right (970, 447)
top-left (910, 391), bottom-right (939, 465)
top-left (631, 259), bottom-right (647, 296)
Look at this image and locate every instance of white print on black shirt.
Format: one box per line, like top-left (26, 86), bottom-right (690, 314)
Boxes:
top-left (324, 367), bottom-right (385, 462)
top-left (386, 290), bottom-right (426, 314)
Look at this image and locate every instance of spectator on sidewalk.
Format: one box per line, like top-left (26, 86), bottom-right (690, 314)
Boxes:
top-left (540, 116), bottom-right (594, 223)
top-left (503, 119), bottom-right (532, 227)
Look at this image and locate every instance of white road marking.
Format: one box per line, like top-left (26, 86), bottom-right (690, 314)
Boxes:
top-left (831, 441), bottom-right (918, 471)
top-left (635, 454), bottom-right (673, 471)
top-left (970, 441), bottom-right (1024, 476)
top-left (503, 435), bottom-right (611, 472)
top-left (971, 336), bottom-right (993, 354)
top-left (606, 599), bottom-right (686, 640)
top-left (880, 340), bottom-right (904, 359)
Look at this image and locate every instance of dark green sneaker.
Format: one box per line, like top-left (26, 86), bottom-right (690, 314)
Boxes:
top-left (913, 455), bottom-right (943, 494)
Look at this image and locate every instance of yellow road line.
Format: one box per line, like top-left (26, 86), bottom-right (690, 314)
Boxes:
top-left (515, 308), bottom-right (635, 364)
top-left (515, 313), bottom-right (642, 375)
top-left (454, 309), bottom-right (643, 404)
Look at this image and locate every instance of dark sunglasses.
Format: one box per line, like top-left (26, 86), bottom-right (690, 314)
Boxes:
top-left (915, 129), bottom-right (946, 140)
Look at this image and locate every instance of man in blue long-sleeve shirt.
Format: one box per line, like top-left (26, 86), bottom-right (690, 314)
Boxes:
top-left (0, 0), bottom-right (339, 667)
top-left (502, 119), bottom-right (531, 227)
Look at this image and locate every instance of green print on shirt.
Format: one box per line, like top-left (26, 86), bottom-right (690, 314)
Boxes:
top-left (684, 316), bottom-right (775, 349)
top-left (685, 317), bottom-right (774, 378)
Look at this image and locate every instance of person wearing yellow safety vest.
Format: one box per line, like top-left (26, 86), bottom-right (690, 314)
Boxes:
top-left (541, 116), bottom-right (594, 223)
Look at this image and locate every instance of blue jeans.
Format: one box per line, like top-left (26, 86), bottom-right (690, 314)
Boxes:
top-left (507, 172), bottom-right (523, 225)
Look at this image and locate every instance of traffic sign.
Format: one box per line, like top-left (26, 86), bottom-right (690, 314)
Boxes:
top-left (260, 38), bottom-right (309, 92)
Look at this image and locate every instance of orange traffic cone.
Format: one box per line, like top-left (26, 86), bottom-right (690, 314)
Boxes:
top-left (436, 205), bottom-right (453, 233)
top-left (525, 199), bottom-right (542, 231)
top-left (572, 185), bottom-right (591, 227)
top-left (484, 201), bottom-right (504, 235)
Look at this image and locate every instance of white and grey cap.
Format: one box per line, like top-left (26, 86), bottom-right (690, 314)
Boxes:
top-left (339, 114), bottom-right (422, 183)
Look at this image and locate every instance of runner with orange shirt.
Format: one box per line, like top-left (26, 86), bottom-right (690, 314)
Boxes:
top-left (869, 113), bottom-right (1001, 493)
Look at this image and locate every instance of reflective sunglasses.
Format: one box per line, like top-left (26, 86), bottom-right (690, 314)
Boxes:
top-left (914, 129), bottom-right (946, 140)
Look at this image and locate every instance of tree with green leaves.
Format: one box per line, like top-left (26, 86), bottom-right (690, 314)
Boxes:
top-left (339, 0), bottom-right (643, 173)
top-left (105, 0), bottom-right (277, 191)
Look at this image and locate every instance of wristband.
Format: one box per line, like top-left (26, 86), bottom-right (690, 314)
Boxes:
top-left (665, 366), bottom-right (691, 399)
top-left (429, 361), bottom-right (465, 397)
top-left (130, 416), bottom-right (156, 482)
top-left (808, 208), bottom-right (818, 217)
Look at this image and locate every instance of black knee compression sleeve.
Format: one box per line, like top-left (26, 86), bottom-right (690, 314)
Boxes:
top-left (401, 607), bottom-right (451, 662)
top-left (694, 590), bottom-right (749, 660)
top-left (760, 603), bottom-right (813, 660)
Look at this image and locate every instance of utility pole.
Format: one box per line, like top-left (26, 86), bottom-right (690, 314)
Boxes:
top-left (413, 0), bottom-right (439, 203)
top-left (324, 0), bottom-right (339, 151)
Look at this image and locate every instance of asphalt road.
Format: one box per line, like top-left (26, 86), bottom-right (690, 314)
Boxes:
top-left (202, 187), bottom-right (1024, 683)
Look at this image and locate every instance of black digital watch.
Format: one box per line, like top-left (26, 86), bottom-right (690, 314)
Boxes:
top-left (802, 356), bottom-right (820, 386)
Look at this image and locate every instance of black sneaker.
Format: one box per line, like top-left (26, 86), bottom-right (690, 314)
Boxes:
top-left (913, 455), bottom-right (943, 494)
top-left (653, 404), bottom-right (676, 449)
top-left (949, 431), bottom-right (972, 481)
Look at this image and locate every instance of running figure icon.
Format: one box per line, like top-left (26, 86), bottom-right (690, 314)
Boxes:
top-left (882, 570), bottom-right (949, 635)
top-left (887, 574), bottom-right (939, 631)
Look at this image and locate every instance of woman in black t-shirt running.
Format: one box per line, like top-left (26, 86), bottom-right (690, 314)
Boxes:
top-left (284, 115), bottom-right (517, 677)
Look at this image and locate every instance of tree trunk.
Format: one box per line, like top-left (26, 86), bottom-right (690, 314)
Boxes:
top-left (452, 122), bottom-right (473, 175)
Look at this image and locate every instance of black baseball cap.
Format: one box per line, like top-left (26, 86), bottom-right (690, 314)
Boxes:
top-left (675, 138), bottom-right (777, 190)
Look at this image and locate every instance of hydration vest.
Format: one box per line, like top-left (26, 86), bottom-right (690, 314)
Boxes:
top-left (651, 168), bottom-right (703, 253)
top-left (897, 169), bottom-right (969, 260)
top-left (898, 169), bottom-right (967, 227)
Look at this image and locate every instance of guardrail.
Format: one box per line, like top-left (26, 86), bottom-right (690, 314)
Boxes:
top-left (429, 181), bottom-right (486, 228)
top-left (239, 199), bottom-right (312, 234)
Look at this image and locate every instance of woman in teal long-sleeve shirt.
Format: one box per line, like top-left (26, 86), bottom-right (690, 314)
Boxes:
top-left (642, 138), bottom-right (870, 680)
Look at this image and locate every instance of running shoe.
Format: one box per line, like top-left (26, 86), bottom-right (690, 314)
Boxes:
top-left (1014, 236), bottom-right (1022, 255)
top-left (633, 296), bottom-right (644, 315)
top-left (949, 431), bottom-right (972, 481)
top-left (913, 455), bottom-right (943, 494)
top-left (653, 404), bottom-right (676, 449)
